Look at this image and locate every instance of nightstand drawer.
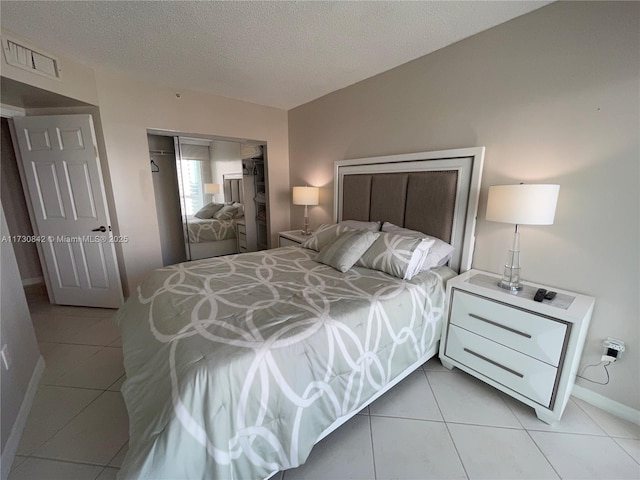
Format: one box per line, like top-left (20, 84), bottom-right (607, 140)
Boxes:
top-left (450, 290), bottom-right (567, 366)
top-left (238, 232), bottom-right (247, 247)
top-left (237, 224), bottom-right (246, 235)
top-left (446, 325), bottom-right (558, 407)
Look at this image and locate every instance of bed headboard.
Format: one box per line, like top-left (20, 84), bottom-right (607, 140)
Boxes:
top-left (334, 147), bottom-right (484, 273)
top-left (223, 173), bottom-right (243, 204)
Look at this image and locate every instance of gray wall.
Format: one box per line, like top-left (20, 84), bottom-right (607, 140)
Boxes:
top-left (0, 203), bottom-right (41, 453)
top-left (288, 2), bottom-right (639, 410)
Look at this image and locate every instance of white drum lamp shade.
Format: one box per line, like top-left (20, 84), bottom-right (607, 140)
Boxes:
top-left (204, 183), bottom-right (220, 195)
top-left (292, 186), bottom-right (319, 206)
top-left (486, 184), bottom-right (559, 226)
top-left (292, 186), bottom-right (319, 235)
top-left (486, 184), bottom-right (560, 291)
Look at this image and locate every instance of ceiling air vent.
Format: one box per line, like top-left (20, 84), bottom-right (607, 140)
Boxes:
top-left (2, 37), bottom-right (62, 80)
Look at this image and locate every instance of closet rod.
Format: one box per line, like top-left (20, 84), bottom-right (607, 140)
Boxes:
top-left (149, 149), bottom-right (174, 155)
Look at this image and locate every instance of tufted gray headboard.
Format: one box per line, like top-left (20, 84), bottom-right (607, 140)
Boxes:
top-left (334, 147), bottom-right (484, 273)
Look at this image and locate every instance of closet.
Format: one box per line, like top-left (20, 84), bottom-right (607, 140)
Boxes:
top-left (148, 133), bottom-right (269, 266)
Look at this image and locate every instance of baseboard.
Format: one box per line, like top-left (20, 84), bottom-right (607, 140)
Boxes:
top-left (0, 356), bottom-right (45, 480)
top-left (21, 277), bottom-right (43, 287)
top-left (572, 384), bottom-right (640, 426)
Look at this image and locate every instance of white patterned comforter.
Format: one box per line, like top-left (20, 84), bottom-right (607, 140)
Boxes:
top-left (187, 216), bottom-right (237, 243)
top-left (116, 246), bottom-right (454, 479)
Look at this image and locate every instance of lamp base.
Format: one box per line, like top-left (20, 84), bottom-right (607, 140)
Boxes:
top-left (498, 250), bottom-right (522, 292)
top-left (498, 278), bottom-right (523, 292)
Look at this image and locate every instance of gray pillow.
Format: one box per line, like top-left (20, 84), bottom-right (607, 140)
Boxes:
top-left (213, 205), bottom-right (239, 220)
top-left (315, 230), bottom-right (380, 273)
top-left (194, 203), bottom-right (224, 219)
top-left (301, 223), bottom-right (356, 252)
top-left (338, 220), bottom-right (381, 232)
top-left (356, 232), bottom-right (435, 280)
top-left (381, 222), bottom-right (454, 271)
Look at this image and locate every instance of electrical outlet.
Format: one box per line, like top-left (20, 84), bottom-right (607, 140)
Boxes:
top-left (602, 337), bottom-right (625, 362)
top-left (1, 344), bottom-right (12, 370)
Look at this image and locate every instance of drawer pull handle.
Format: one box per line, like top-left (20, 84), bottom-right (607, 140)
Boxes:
top-left (463, 348), bottom-right (524, 378)
top-left (469, 314), bottom-right (532, 339)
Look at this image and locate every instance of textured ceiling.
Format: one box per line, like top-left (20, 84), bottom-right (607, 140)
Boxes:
top-left (1, 1), bottom-right (551, 110)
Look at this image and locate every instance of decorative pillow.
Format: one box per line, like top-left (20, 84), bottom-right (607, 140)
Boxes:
top-left (301, 223), bottom-right (356, 252)
top-left (232, 202), bottom-right (245, 219)
top-left (315, 230), bottom-right (380, 273)
top-left (381, 222), bottom-right (455, 271)
top-left (356, 232), bottom-right (435, 280)
top-left (194, 203), bottom-right (224, 219)
top-left (338, 220), bottom-right (381, 232)
top-left (213, 205), bottom-right (240, 220)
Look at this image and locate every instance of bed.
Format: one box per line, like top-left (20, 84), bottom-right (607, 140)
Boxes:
top-left (116, 147), bottom-right (484, 479)
top-left (188, 175), bottom-right (244, 260)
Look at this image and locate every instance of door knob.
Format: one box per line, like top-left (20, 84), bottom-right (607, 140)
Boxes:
top-left (92, 226), bottom-right (107, 232)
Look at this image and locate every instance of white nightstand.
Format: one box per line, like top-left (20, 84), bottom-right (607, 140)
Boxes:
top-left (439, 269), bottom-right (595, 424)
top-left (278, 230), bottom-right (311, 247)
top-left (237, 220), bottom-right (247, 253)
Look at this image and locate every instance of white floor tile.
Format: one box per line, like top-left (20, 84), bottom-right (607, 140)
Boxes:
top-left (108, 442), bottom-right (128, 467)
top-left (8, 457), bottom-right (103, 480)
top-left (96, 467), bottom-right (119, 480)
top-left (448, 423), bottom-right (558, 479)
top-left (504, 396), bottom-right (606, 435)
top-left (613, 437), bottom-right (640, 464)
top-left (107, 375), bottom-right (126, 392)
top-left (9, 456), bottom-right (27, 472)
top-left (65, 317), bottom-right (121, 346)
top-left (370, 371), bottom-right (443, 421)
top-left (530, 431), bottom-right (640, 479)
top-left (48, 347), bottom-right (124, 390)
top-left (40, 344), bottom-right (104, 386)
top-left (422, 356), bottom-right (459, 372)
top-left (35, 391), bottom-right (129, 465)
top-left (284, 414), bottom-right (375, 480)
top-left (356, 406), bottom-right (369, 416)
top-left (17, 385), bottom-right (101, 456)
top-left (574, 398), bottom-right (640, 439)
top-left (31, 313), bottom-right (102, 344)
top-left (371, 416), bottom-right (466, 479)
top-left (427, 371), bottom-right (521, 428)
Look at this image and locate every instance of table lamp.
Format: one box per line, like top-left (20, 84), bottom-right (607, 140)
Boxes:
top-left (292, 186), bottom-right (319, 235)
top-left (204, 183), bottom-right (220, 202)
top-left (486, 184), bottom-right (560, 291)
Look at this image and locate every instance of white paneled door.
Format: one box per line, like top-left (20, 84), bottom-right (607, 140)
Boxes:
top-left (12, 114), bottom-right (124, 308)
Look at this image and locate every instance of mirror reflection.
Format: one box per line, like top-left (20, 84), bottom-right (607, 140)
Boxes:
top-left (148, 133), bottom-right (267, 265)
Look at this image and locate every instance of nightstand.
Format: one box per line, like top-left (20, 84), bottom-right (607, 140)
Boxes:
top-left (439, 269), bottom-right (594, 424)
top-left (236, 220), bottom-right (247, 253)
top-left (278, 230), bottom-right (311, 247)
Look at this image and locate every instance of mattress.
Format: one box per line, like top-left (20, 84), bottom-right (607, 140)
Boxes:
top-left (116, 246), bottom-right (454, 479)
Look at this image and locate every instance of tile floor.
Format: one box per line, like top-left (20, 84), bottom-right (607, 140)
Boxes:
top-left (9, 285), bottom-right (640, 480)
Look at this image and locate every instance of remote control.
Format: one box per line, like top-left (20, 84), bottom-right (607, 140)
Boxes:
top-left (544, 291), bottom-right (557, 300)
top-left (534, 288), bottom-right (547, 302)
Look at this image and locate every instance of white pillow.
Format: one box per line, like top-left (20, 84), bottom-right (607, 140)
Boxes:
top-left (381, 222), bottom-right (454, 271)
